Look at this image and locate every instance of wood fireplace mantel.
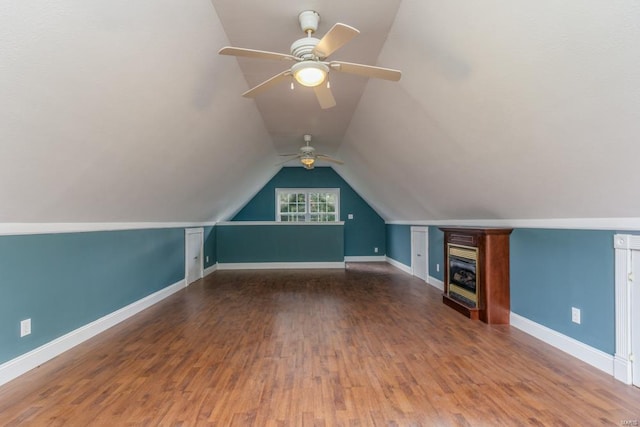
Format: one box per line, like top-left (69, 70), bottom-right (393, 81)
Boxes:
top-left (440, 227), bottom-right (513, 324)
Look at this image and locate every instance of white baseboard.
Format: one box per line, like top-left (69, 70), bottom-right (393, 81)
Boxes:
top-left (427, 275), bottom-right (444, 291)
top-left (510, 312), bottom-right (614, 376)
top-left (0, 279), bottom-right (186, 387)
top-left (216, 262), bottom-right (345, 270)
top-left (203, 264), bottom-right (218, 277)
top-left (344, 256), bottom-right (386, 262)
top-left (614, 355), bottom-right (632, 384)
top-left (385, 257), bottom-right (412, 275)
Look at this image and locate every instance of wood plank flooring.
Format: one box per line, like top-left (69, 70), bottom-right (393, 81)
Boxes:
top-left (1, 263), bottom-right (639, 425)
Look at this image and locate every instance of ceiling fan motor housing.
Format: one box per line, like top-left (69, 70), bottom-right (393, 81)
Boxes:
top-left (298, 11), bottom-right (320, 34)
top-left (300, 145), bottom-right (315, 154)
top-left (290, 37), bottom-right (320, 59)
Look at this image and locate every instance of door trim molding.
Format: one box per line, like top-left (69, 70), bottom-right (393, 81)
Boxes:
top-left (613, 234), bottom-right (640, 384)
top-left (410, 226), bottom-right (429, 281)
top-left (185, 228), bottom-right (204, 285)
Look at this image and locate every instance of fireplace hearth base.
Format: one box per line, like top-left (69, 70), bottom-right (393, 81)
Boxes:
top-left (442, 294), bottom-right (480, 320)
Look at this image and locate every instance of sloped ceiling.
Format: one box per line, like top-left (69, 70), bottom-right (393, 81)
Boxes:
top-left (0, 1), bottom-right (279, 223)
top-left (1, 1), bottom-right (639, 225)
top-left (336, 0), bottom-right (640, 221)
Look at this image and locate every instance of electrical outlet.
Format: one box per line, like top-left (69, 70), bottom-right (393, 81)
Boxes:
top-left (20, 319), bottom-right (31, 337)
top-left (206, 256), bottom-right (209, 263)
top-left (571, 307), bottom-right (581, 324)
top-left (436, 264), bottom-right (440, 272)
top-left (374, 247), bottom-right (378, 253)
top-left (348, 214), bottom-right (354, 220)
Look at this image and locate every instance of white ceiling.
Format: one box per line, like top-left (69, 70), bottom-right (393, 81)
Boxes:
top-left (1, 0), bottom-right (639, 224)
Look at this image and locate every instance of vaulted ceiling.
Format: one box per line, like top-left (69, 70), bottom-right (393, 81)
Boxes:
top-left (1, 1), bottom-right (639, 224)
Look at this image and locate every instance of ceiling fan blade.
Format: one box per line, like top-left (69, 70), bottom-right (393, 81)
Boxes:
top-left (243, 70), bottom-right (292, 98)
top-left (313, 23), bottom-right (360, 59)
top-left (330, 61), bottom-right (402, 81)
top-left (313, 84), bottom-right (336, 109)
top-left (279, 153), bottom-right (300, 157)
top-left (316, 154), bottom-right (344, 165)
top-left (276, 155), bottom-right (301, 166)
top-left (218, 46), bottom-right (298, 62)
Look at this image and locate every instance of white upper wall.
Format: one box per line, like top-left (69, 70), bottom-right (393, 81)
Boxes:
top-left (337, 0), bottom-right (640, 221)
top-left (0, 0), bottom-right (279, 223)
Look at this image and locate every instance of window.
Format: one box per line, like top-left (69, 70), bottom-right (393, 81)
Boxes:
top-left (276, 188), bottom-right (340, 222)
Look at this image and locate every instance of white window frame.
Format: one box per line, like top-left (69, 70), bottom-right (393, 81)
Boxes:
top-left (275, 188), bottom-right (340, 222)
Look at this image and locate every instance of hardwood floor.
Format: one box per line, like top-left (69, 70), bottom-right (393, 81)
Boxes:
top-left (0, 263), bottom-right (639, 426)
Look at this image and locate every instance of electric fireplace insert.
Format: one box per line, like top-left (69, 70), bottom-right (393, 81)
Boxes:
top-left (447, 244), bottom-right (478, 308)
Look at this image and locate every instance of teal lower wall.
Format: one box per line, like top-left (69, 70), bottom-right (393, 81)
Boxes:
top-left (204, 226), bottom-right (216, 268)
top-left (385, 225), bottom-right (444, 282)
top-left (217, 224), bottom-right (344, 263)
top-left (0, 228), bottom-right (185, 365)
top-left (386, 224), bottom-right (411, 266)
top-left (428, 226), bottom-right (444, 282)
top-left (510, 229), bottom-right (615, 354)
top-left (232, 168), bottom-right (385, 257)
top-left (385, 224), bottom-right (616, 354)
top-left (0, 221), bottom-right (621, 371)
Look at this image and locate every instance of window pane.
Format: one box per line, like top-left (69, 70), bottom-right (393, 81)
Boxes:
top-left (311, 213), bottom-right (334, 222)
top-left (277, 190), bottom-right (337, 222)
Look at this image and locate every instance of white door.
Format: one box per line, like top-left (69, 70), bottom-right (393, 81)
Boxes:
top-left (185, 228), bottom-right (204, 285)
top-left (411, 227), bottom-right (428, 281)
top-left (632, 250), bottom-right (640, 387)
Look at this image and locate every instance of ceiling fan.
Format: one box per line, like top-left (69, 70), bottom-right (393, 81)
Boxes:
top-left (218, 10), bottom-right (401, 109)
top-left (279, 134), bottom-right (344, 169)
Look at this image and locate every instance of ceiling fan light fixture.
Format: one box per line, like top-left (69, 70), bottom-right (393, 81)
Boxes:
top-left (292, 61), bottom-right (328, 87)
top-left (300, 155), bottom-right (315, 167)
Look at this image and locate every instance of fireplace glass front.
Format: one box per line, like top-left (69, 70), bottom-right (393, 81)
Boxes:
top-left (447, 244), bottom-right (478, 308)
